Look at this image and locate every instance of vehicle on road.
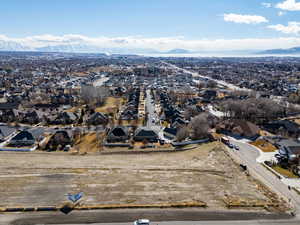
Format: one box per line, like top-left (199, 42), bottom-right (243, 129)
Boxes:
top-left (234, 145), bottom-right (240, 150)
top-left (221, 137), bottom-right (230, 145)
top-left (228, 143), bottom-right (234, 148)
top-left (134, 219), bottom-right (150, 225)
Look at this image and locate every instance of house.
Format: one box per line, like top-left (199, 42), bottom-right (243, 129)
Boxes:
top-left (86, 112), bottom-right (108, 125)
top-left (133, 127), bottom-right (158, 142)
top-left (8, 130), bottom-right (35, 147)
top-left (163, 127), bottom-right (177, 140)
top-left (106, 126), bottom-right (129, 143)
top-left (54, 112), bottom-right (78, 124)
top-left (171, 117), bottom-right (187, 128)
top-left (263, 120), bottom-right (300, 137)
top-left (0, 125), bottom-right (17, 142)
top-left (19, 110), bottom-right (41, 124)
top-left (277, 139), bottom-right (300, 164)
top-left (0, 108), bottom-right (19, 122)
top-left (202, 90), bottom-right (217, 100)
top-left (45, 130), bottom-right (72, 151)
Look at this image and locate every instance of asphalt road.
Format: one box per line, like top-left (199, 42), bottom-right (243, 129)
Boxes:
top-left (228, 138), bottom-right (300, 214)
top-left (164, 61), bottom-right (300, 213)
top-left (2, 208), bottom-right (293, 225)
top-left (145, 89), bottom-right (160, 132)
top-left (162, 62), bottom-right (248, 91)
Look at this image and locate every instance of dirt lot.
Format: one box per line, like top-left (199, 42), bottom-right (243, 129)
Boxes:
top-left (0, 142), bottom-right (278, 210)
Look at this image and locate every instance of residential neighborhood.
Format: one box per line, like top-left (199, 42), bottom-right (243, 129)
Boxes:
top-left (1, 51), bottom-right (300, 223)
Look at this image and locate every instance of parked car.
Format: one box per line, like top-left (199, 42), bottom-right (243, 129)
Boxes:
top-left (228, 143), bottom-right (234, 148)
top-left (134, 219), bottom-right (150, 225)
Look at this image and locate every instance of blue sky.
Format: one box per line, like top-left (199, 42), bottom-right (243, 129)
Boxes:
top-left (1, 0), bottom-right (300, 51)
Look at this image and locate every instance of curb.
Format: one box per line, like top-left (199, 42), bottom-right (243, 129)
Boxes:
top-left (0, 201), bottom-right (207, 213)
top-left (261, 163), bottom-right (282, 179)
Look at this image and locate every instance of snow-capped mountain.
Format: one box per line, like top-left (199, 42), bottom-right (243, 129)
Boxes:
top-left (0, 40), bottom-right (189, 55)
top-left (0, 40), bottom-right (31, 51)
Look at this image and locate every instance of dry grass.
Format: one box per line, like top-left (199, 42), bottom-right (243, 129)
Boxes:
top-left (223, 196), bottom-right (276, 208)
top-left (95, 97), bottom-right (124, 113)
top-left (293, 119), bottom-right (300, 126)
top-left (132, 142), bottom-right (172, 150)
top-left (73, 132), bottom-right (104, 154)
top-left (211, 132), bottom-right (223, 140)
top-left (0, 141), bottom-right (282, 210)
top-left (250, 139), bottom-right (277, 152)
top-left (259, 130), bottom-right (274, 137)
top-left (75, 201), bottom-right (207, 210)
top-left (271, 165), bottom-right (299, 178)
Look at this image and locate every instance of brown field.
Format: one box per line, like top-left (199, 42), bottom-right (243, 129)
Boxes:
top-left (0, 142), bottom-right (284, 211)
top-left (96, 97), bottom-right (124, 114)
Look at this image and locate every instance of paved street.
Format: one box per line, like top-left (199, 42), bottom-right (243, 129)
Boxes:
top-left (163, 61), bottom-right (300, 216)
top-left (0, 208), bottom-right (294, 225)
top-left (228, 138), bottom-right (300, 215)
top-left (145, 89), bottom-right (161, 132)
top-left (162, 62), bottom-right (248, 91)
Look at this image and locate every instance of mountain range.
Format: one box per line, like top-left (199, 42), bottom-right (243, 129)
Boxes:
top-left (258, 47), bottom-right (300, 55)
top-left (0, 40), bottom-right (193, 55)
top-left (5, 39), bottom-right (299, 56)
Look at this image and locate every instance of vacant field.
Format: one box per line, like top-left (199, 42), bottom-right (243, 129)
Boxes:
top-left (0, 142), bottom-right (281, 210)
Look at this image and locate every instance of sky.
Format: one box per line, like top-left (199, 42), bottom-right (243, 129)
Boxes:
top-left (2, 0), bottom-right (300, 52)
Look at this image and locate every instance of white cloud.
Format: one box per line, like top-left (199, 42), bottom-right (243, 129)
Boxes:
top-left (276, 0), bottom-right (300, 11)
top-left (278, 11), bottom-right (285, 16)
top-left (2, 34), bottom-right (300, 52)
top-left (268, 21), bottom-right (300, 34)
top-left (262, 2), bottom-right (272, 8)
top-left (223, 13), bottom-right (268, 24)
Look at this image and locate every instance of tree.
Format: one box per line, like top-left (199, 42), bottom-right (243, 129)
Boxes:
top-left (142, 139), bottom-right (149, 146)
top-left (190, 113), bottom-right (210, 140)
top-left (184, 106), bottom-right (200, 120)
top-left (219, 98), bottom-right (285, 124)
top-left (176, 126), bottom-right (189, 142)
top-left (207, 80), bottom-right (217, 88)
top-left (81, 85), bottom-right (108, 106)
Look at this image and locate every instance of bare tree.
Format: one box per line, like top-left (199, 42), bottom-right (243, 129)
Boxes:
top-left (206, 80), bottom-right (217, 88)
top-left (219, 98), bottom-right (285, 123)
top-left (190, 113), bottom-right (210, 140)
top-left (184, 106), bottom-right (200, 120)
top-left (81, 85), bottom-right (108, 106)
top-left (176, 126), bottom-right (189, 142)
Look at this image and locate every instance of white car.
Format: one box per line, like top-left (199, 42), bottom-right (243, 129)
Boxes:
top-left (134, 219), bottom-right (150, 225)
